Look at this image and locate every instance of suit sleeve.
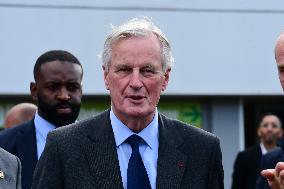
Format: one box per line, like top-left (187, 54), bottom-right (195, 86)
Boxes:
top-left (32, 132), bottom-right (63, 189)
top-left (208, 137), bottom-right (224, 189)
top-left (231, 152), bottom-right (245, 189)
top-left (15, 156), bottom-right (22, 189)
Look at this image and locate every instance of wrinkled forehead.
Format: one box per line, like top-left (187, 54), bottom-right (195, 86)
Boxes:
top-left (111, 35), bottom-right (163, 64)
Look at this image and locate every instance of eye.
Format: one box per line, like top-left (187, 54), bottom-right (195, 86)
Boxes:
top-left (140, 66), bottom-right (158, 77)
top-left (46, 83), bottom-right (60, 91)
top-left (67, 83), bottom-right (81, 91)
top-left (142, 68), bottom-right (155, 73)
top-left (271, 123), bottom-right (280, 129)
top-left (114, 66), bottom-right (132, 75)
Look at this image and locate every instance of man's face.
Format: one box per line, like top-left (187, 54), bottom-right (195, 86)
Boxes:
top-left (104, 35), bottom-right (170, 123)
top-left (276, 55), bottom-right (284, 90)
top-left (258, 115), bottom-right (283, 144)
top-left (30, 61), bottom-right (83, 127)
top-left (275, 36), bottom-right (284, 90)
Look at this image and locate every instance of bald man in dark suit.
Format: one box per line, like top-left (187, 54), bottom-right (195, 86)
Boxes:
top-left (257, 32), bottom-right (284, 189)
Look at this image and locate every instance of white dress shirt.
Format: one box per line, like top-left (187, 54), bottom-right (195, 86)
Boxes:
top-left (260, 143), bottom-right (268, 155)
top-left (34, 113), bottom-right (56, 159)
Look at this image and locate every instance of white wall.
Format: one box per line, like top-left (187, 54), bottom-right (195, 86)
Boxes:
top-left (211, 98), bottom-right (244, 189)
top-left (1, 0), bottom-right (284, 95)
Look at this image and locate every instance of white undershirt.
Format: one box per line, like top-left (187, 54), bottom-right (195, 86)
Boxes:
top-left (260, 143), bottom-right (268, 155)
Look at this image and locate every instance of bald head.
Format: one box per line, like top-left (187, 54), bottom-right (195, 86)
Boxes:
top-left (275, 32), bottom-right (284, 90)
top-left (4, 103), bottom-right (37, 129)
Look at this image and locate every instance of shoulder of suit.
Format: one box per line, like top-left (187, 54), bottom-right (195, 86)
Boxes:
top-left (263, 148), bottom-right (283, 159)
top-left (260, 148), bottom-right (284, 169)
top-left (159, 113), bottom-right (219, 142)
top-left (0, 147), bottom-right (18, 162)
top-left (0, 147), bottom-right (20, 176)
top-left (235, 145), bottom-right (260, 160)
top-left (239, 144), bottom-right (260, 154)
top-left (48, 109), bottom-right (109, 138)
top-left (0, 120), bottom-right (33, 143)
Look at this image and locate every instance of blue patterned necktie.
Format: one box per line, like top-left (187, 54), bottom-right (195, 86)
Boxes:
top-left (127, 134), bottom-right (151, 189)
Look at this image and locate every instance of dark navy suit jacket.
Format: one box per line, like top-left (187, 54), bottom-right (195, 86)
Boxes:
top-left (231, 145), bottom-right (262, 189)
top-left (256, 140), bottom-right (284, 189)
top-left (0, 119), bottom-right (38, 189)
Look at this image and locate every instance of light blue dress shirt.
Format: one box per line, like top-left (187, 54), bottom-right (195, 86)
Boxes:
top-left (110, 109), bottom-right (159, 189)
top-left (34, 113), bottom-right (56, 159)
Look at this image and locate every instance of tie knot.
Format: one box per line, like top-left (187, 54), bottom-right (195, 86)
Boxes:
top-left (127, 134), bottom-right (143, 152)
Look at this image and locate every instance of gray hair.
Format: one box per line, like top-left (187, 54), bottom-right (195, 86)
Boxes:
top-left (102, 17), bottom-right (174, 72)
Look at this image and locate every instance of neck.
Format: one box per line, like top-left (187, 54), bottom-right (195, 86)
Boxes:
top-left (262, 141), bottom-right (278, 151)
top-left (114, 111), bottom-right (155, 133)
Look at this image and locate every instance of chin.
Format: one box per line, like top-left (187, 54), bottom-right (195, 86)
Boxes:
top-left (127, 108), bottom-right (154, 118)
top-left (126, 110), bottom-right (145, 117)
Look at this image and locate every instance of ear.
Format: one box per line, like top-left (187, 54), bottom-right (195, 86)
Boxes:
top-left (257, 127), bottom-right (261, 138)
top-left (102, 66), bottom-right (110, 90)
top-left (279, 128), bottom-right (283, 138)
top-left (30, 82), bottom-right (38, 100)
top-left (162, 68), bottom-right (171, 91)
top-left (77, 82), bottom-right (83, 98)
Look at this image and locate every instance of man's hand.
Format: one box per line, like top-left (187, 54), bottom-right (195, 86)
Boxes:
top-left (261, 162), bottom-right (284, 189)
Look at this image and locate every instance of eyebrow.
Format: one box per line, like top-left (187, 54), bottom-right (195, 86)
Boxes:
top-left (114, 64), bottom-right (130, 68)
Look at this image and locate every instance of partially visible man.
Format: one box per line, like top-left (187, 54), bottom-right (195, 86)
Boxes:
top-left (257, 32), bottom-right (284, 189)
top-left (4, 103), bottom-right (37, 129)
top-left (32, 18), bottom-right (223, 189)
top-left (275, 32), bottom-right (284, 91)
top-left (0, 50), bottom-right (83, 189)
top-left (0, 147), bottom-right (21, 189)
top-left (232, 113), bottom-right (282, 189)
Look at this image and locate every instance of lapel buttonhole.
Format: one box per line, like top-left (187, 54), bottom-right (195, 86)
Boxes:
top-left (0, 170), bottom-right (4, 179)
top-left (178, 161), bottom-right (185, 169)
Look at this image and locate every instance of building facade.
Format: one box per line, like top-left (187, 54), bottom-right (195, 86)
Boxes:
top-left (1, 1), bottom-right (284, 188)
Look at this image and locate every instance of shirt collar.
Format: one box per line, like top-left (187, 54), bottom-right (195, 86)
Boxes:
top-left (260, 142), bottom-right (268, 155)
top-left (34, 112), bottom-right (56, 140)
top-left (110, 108), bottom-right (159, 149)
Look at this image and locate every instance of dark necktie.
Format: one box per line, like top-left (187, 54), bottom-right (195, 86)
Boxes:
top-left (127, 134), bottom-right (151, 189)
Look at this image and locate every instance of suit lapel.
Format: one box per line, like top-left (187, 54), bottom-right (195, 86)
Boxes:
top-left (82, 110), bottom-right (123, 189)
top-left (255, 145), bottom-right (262, 172)
top-left (16, 120), bottom-right (37, 189)
top-left (156, 114), bottom-right (188, 189)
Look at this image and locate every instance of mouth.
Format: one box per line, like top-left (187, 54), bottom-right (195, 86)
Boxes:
top-left (127, 95), bottom-right (145, 103)
top-left (56, 105), bottom-right (72, 114)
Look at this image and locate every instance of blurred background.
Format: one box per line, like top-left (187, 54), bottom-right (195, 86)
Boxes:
top-left (1, 0), bottom-right (284, 188)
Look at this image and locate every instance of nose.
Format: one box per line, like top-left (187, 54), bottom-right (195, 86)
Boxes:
top-left (129, 69), bottom-right (143, 90)
top-left (57, 87), bottom-right (71, 101)
top-left (267, 126), bottom-right (273, 131)
top-left (266, 124), bottom-right (276, 132)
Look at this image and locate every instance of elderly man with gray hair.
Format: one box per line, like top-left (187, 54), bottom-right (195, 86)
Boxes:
top-left (32, 18), bottom-right (224, 189)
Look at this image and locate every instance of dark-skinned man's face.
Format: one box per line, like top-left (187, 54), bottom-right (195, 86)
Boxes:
top-left (30, 60), bottom-right (83, 127)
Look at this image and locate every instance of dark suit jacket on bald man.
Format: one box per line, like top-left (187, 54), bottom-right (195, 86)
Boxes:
top-left (32, 109), bottom-right (223, 189)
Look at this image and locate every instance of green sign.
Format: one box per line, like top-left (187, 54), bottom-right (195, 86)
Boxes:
top-left (79, 99), bottom-right (202, 128)
top-left (158, 101), bottom-right (202, 128)
top-left (0, 98), bottom-right (202, 129)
